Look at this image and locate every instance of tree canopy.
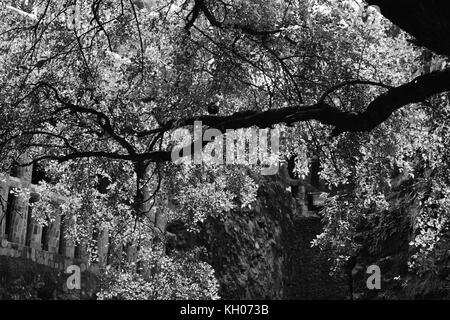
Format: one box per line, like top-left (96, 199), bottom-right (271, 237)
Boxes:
top-left (1, 0), bottom-right (450, 299)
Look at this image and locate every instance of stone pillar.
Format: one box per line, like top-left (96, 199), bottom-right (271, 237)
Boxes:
top-left (27, 218), bottom-right (43, 249)
top-left (0, 175), bottom-right (9, 239)
top-left (9, 158), bottom-right (33, 244)
top-left (62, 237), bottom-right (76, 258)
top-left (97, 228), bottom-right (109, 267)
top-left (107, 240), bottom-right (123, 266)
top-left (60, 217), bottom-right (75, 258)
top-left (296, 185), bottom-right (309, 217)
top-left (46, 214), bottom-right (61, 253)
top-left (75, 240), bottom-right (90, 261)
top-left (74, 225), bottom-right (93, 261)
top-left (127, 244), bottom-right (138, 264)
top-left (27, 191), bottom-right (43, 249)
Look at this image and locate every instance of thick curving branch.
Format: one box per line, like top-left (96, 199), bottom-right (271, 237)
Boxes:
top-left (28, 70), bottom-right (450, 165)
top-left (367, 0), bottom-right (450, 56)
top-left (138, 68), bottom-right (450, 138)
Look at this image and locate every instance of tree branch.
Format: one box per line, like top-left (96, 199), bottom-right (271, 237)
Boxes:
top-left (138, 69), bottom-right (450, 138)
top-left (27, 69), bottom-right (450, 165)
top-left (187, 0), bottom-right (282, 36)
top-left (367, 0), bottom-right (450, 56)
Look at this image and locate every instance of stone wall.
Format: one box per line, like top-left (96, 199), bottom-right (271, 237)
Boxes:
top-left (0, 238), bottom-right (90, 273)
top-left (284, 217), bottom-right (347, 299)
top-left (0, 161), bottom-right (109, 276)
top-left (0, 255), bottom-right (98, 300)
top-left (199, 178), bottom-right (292, 299)
top-left (1, 161), bottom-right (347, 300)
top-left (199, 175), bottom-right (347, 299)
top-left (0, 160), bottom-right (106, 299)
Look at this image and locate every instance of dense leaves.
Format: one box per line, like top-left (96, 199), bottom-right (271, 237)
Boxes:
top-left (1, 0), bottom-right (450, 299)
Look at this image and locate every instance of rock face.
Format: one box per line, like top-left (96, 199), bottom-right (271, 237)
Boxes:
top-left (1, 170), bottom-right (347, 300)
top-left (200, 176), bottom-right (347, 299)
top-left (348, 171), bottom-right (450, 300)
top-left (199, 177), bottom-right (292, 299)
top-left (350, 204), bottom-right (412, 300)
top-left (284, 217), bottom-right (347, 299)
